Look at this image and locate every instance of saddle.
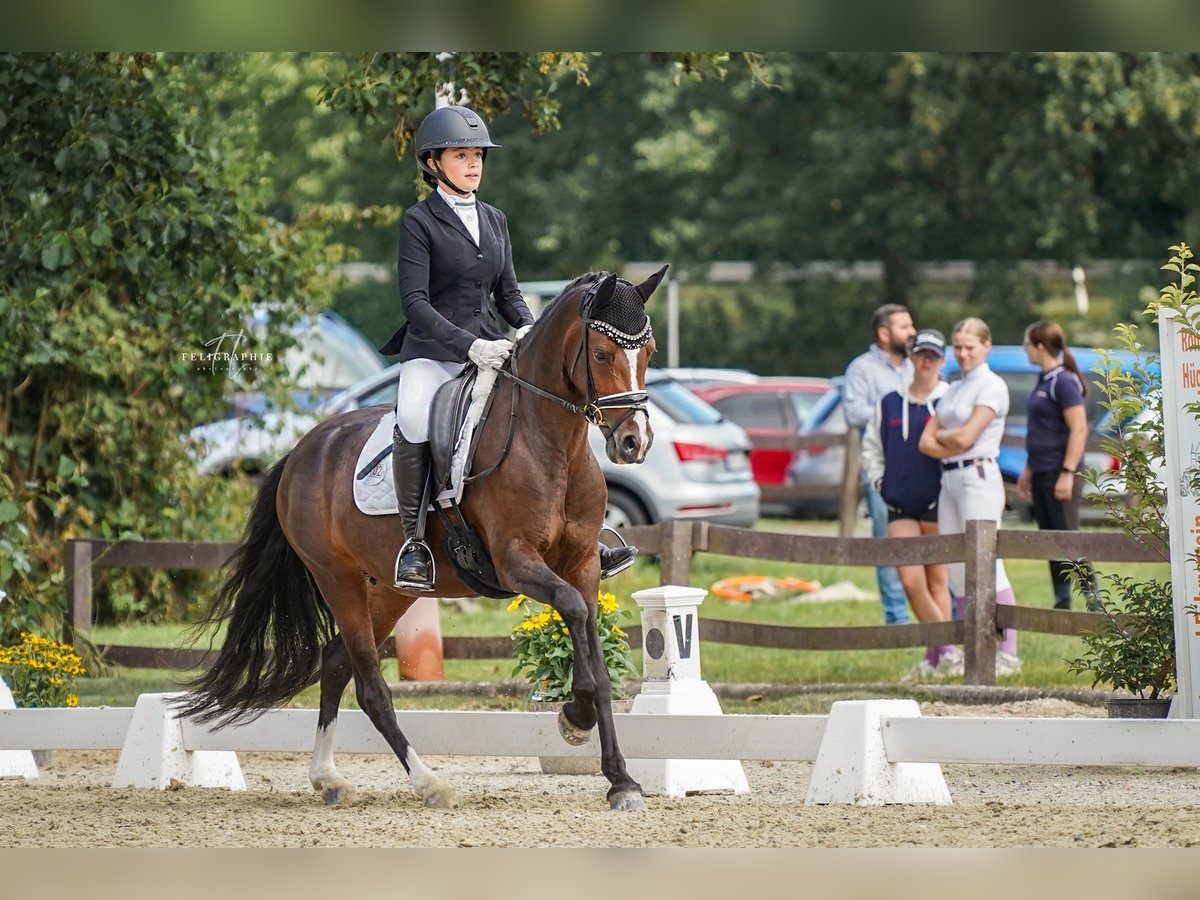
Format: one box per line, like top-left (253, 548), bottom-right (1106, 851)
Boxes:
top-left (425, 365), bottom-right (517, 600)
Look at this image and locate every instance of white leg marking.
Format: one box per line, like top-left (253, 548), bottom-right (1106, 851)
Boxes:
top-left (310, 721), bottom-right (356, 805)
top-left (406, 746), bottom-right (456, 809)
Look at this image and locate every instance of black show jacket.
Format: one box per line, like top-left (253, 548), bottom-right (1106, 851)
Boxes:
top-left (379, 191), bottom-right (534, 362)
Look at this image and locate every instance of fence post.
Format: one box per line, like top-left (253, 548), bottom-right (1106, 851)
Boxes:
top-left (64, 539), bottom-right (95, 650)
top-left (657, 520), bottom-right (694, 586)
top-left (961, 519), bottom-right (997, 686)
top-left (838, 428), bottom-right (862, 540)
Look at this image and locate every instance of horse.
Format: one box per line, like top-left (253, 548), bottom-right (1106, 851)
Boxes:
top-left (176, 267), bottom-right (665, 812)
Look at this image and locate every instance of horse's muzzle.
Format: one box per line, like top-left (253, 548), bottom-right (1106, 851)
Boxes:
top-left (605, 416), bottom-right (653, 465)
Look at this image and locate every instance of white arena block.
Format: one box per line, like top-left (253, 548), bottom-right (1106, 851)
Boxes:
top-left (626, 585), bottom-right (749, 797)
top-left (113, 693), bottom-right (246, 790)
top-left (805, 699), bottom-right (951, 806)
top-left (0, 677), bottom-right (39, 780)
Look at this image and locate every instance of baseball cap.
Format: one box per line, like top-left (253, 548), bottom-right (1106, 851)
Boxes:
top-left (910, 329), bottom-right (946, 358)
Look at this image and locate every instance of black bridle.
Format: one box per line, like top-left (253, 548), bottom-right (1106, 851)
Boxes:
top-left (496, 279), bottom-right (650, 439)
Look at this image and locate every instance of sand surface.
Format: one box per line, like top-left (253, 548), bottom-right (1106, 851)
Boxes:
top-left (5, 698), bottom-right (1200, 848)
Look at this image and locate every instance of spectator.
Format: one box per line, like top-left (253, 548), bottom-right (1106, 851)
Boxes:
top-left (863, 329), bottom-right (958, 677)
top-left (1016, 320), bottom-right (1099, 610)
top-left (918, 317), bottom-right (1021, 677)
top-left (843, 303), bottom-right (916, 624)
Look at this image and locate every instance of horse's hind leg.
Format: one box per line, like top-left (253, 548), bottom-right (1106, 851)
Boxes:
top-left (309, 633), bottom-right (358, 806)
top-left (344, 626), bottom-right (456, 809)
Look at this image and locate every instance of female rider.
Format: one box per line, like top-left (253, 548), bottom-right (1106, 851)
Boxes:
top-left (379, 105), bottom-right (635, 590)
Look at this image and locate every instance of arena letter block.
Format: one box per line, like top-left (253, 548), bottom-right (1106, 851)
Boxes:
top-left (805, 699), bottom-right (950, 805)
top-left (113, 692), bottom-right (246, 790)
top-left (0, 677), bottom-right (39, 780)
top-left (625, 585), bottom-right (750, 797)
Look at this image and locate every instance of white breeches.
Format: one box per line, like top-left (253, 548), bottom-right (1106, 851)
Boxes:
top-left (395, 358), bottom-right (464, 443)
top-left (937, 461), bottom-right (1012, 597)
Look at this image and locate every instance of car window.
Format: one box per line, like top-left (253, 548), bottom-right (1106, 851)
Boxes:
top-left (711, 392), bottom-right (785, 429)
top-left (786, 391), bottom-right (824, 424)
top-left (358, 379), bottom-right (399, 409)
top-left (647, 379), bottom-right (724, 425)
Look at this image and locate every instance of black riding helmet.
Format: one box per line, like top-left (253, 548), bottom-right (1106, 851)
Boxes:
top-left (415, 105), bottom-right (501, 194)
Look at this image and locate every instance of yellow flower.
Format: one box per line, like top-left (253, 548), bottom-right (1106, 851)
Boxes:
top-left (66, 695), bottom-right (79, 707)
top-left (506, 596), bottom-right (527, 613)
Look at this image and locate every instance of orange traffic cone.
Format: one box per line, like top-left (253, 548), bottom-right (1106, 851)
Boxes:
top-left (394, 596), bottom-right (445, 681)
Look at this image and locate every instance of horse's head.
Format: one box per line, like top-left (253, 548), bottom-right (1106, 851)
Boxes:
top-left (579, 266), bottom-right (666, 465)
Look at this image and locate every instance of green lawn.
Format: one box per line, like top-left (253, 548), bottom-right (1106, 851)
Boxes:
top-left (76, 516), bottom-right (1168, 709)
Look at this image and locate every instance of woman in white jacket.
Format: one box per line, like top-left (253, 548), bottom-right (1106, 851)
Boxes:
top-left (863, 329), bottom-right (956, 678)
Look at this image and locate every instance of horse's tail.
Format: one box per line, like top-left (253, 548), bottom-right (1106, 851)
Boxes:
top-left (175, 454), bottom-right (334, 727)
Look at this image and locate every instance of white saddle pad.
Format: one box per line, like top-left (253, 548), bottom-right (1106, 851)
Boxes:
top-left (352, 368), bottom-right (498, 516)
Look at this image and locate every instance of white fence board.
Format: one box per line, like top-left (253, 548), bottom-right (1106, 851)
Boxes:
top-left (0, 708), bottom-right (134, 750)
top-left (181, 710), bottom-right (828, 761)
top-left (882, 716), bottom-right (1200, 767)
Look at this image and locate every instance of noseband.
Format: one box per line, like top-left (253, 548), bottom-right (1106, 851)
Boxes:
top-left (497, 279), bottom-right (650, 439)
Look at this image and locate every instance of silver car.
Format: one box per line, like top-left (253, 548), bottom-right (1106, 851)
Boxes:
top-left (199, 365), bottom-right (760, 528)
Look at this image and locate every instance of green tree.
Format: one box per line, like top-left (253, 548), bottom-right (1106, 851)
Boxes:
top-left (0, 53), bottom-right (338, 635)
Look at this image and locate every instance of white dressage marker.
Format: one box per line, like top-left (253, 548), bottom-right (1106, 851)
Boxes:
top-left (805, 699), bottom-right (951, 806)
top-left (112, 692), bottom-right (245, 790)
top-left (625, 585), bottom-right (750, 797)
top-left (0, 677), bottom-right (38, 780)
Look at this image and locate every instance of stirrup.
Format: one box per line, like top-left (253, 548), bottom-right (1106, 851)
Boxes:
top-left (393, 538), bottom-right (435, 592)
top-left (599, 526), bottom-right (638, 579)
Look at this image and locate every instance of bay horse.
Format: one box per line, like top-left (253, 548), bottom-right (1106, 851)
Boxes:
top-left (177, 268), bottom-right (665, 811)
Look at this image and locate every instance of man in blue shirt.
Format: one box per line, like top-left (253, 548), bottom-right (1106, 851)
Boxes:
top-left (843, 304), bottom-right (916, 624)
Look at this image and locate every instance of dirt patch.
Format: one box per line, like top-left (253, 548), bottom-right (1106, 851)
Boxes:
top-left (5, 698), bottom-right (1200, 848)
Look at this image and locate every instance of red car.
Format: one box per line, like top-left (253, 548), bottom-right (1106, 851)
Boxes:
top-left (690, 377), bottom-right (834, 497)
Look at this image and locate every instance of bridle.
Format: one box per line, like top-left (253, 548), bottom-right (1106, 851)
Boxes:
top-left (496, 277), bottom-right (650, 440)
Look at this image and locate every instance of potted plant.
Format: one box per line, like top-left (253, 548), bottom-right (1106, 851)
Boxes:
top-left (1072, 243), bottom-right (1199, 718)
top-left (509, 591), bottom-right (638, 773)
top-left (0, 631), bottom-right (87, 764)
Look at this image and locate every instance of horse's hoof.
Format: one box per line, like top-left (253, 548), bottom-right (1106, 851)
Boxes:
top-left (557, 707), bottom-right (592, 746)
top-left (322, 784), bottom-right (357, 807)
top-left (608, 789), bottom-right (646, 812)
top-left (421, 782), bottom-right (458, 809)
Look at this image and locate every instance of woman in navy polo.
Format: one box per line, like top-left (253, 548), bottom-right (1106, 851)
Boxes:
top-left (862, 329), bottom-right (957, 678)
top-left (1016, 320), bottom-right (1098, 610)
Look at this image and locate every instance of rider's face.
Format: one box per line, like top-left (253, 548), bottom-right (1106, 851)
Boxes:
top-left (435, 147), bottom-right (485, 195)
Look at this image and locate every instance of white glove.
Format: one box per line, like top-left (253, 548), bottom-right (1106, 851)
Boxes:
top-left (514, 324), bottom-right (533, 343)
top-left (468, 337), bottom-right (513, 369)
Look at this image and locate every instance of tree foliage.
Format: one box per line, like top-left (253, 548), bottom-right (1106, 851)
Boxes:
top-left (0, 53), bottom-right (337, 635)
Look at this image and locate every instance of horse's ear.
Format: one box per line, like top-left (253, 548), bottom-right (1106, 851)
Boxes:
top-left (594, 273), bottom-right (617, 306)
top-left (636, 264), bottom-right (669, 302)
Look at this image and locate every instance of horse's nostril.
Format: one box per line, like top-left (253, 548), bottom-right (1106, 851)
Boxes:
top-left (622, 435), bottom-right (640, 456)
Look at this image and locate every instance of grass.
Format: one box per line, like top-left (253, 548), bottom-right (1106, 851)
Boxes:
top-left (73, 516), bottom-right (1168, 709)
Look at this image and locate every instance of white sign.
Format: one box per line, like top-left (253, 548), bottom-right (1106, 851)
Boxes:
top-left (1159, 307), bottom-right (1200, 718)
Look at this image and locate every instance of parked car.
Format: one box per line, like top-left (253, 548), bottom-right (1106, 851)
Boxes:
top-left (189, 310), bottom-right (386, 476)
top-left (786, 347), bottom-right (1145, 521)
top-left (657, 367), bottom-right (759, 389)
top-left (786, 377), bottom-right (851, 518)
top-left (690, 377), bottom-right (835, 507)
top-left (194, 364), bottom-right (761, 529)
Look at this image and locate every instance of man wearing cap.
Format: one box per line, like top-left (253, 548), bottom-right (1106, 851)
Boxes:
top-left (842, 303), bottom-right (916, 624)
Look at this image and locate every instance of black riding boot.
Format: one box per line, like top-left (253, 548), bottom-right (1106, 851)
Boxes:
top-left (392, 427), bottom-right (435, 591)
top-left (599, 541), bottom-right (638, 579)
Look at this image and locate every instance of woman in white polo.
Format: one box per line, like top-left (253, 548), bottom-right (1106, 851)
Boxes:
top-left (918, 317), bottom-right (1021, 677)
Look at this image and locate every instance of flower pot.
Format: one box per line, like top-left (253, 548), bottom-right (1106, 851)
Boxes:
top-left (529, 699), bottom-right (632, 775)
top-left (1106, 697), bottom-right (1173, 719)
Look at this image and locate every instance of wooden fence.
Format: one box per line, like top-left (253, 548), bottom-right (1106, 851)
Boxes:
top-left (64, 519), bottom-right (1165, 686)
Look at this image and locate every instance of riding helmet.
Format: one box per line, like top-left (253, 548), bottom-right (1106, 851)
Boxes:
top-left (414, 105), bottom-right (501, 191)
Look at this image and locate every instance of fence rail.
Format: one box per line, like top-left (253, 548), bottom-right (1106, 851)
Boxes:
top-left (64, 517), bottom-right (1165, 686)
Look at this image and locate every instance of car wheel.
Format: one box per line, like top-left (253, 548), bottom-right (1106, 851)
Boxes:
top-left (605, 486), bottom-right (649, 529)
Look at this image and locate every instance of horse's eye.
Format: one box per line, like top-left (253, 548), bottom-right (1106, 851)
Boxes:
top-left (592, 349), bottom-right (610, 363)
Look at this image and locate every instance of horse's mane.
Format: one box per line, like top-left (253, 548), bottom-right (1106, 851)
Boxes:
top-left (522, 271), bottom-right (609, 339)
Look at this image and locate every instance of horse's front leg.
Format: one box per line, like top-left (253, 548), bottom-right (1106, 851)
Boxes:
top-left (503, 553), bottom-right (645, 810)
top-left (581, 608), bottom-right (645, 811)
